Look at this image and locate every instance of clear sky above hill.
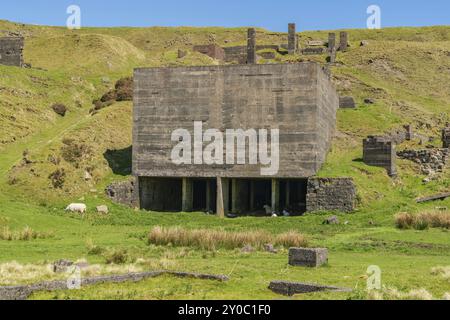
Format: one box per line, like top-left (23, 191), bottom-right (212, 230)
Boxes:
top-left (1, 0), bottom-right (449, 31)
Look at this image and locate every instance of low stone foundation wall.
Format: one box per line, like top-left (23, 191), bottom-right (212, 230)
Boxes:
top-left (105, 179), bottom-right (136, 207)
top-left (443, 126), bottom-right (450, 148)
top-left (269, 281), bottom-right (352, 296)
top-left (0, 271), bottom-right (229, 300)
top-left (397, 148), bottom-right (448, 176)
top-left (306, 178), bottom-right (356, 213)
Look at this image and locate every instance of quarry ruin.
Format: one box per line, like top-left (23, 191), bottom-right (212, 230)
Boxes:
top-left (132, 25), bottom-right (356, 216)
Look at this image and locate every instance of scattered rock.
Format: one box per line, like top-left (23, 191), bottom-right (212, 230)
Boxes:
top-left (360, 40), bottom-right (369, 47)
top-left (84, 171), bottom-right (92, 181)
top-left (177, 49), bottom-right (187, 59)
top-left (364, 98), bottom-right (375, 104)
top-left (51, 103), bottom-right (67, 117)
top-left (241, 245), bottom-right (254, 253)
top-left (75, 261), bottom-right (90, 269)
top-left (323, 215), bottom-right (339, 225)
top-left (52, 259), bottom-right (73, 273)
top-left (397, 149), bottom-right (448, 177)
top-left (264, 244), bottom-right (278, 254)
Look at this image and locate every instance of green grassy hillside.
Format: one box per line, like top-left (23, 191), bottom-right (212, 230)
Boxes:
top-left (0, 20), bottom-right (449, 300)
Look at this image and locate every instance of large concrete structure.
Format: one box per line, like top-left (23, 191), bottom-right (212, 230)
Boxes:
top-left (0, 37), bottom-right (24, 67)
top-left (133, 62), bottom-right (341, 215)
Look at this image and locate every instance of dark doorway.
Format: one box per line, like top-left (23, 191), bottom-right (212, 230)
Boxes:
top-left (139, 177), bottom-right (182, 212)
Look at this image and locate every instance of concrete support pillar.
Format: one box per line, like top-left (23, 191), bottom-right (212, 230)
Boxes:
top-left (288, 23), bottom-right (297, 54)
top-left (231, 179), bottom-right (239, 213)
top-left (206, 180), bottom-right (212, 212)
top-left (247, 28), bottom-right (256, 64)
top-left (285, 181), bottom-right (291, 208)
top-left (216, 177), bottom-right (229, 218)
top-left (328, 33), bottom-right (336, 52)
top-left (132, 176), bottom-right (141, 209)
top-left (339, 32), bottom-right (348, 51)
top-left (182, 178), bottom-right (193, 212)
top-left (271, 179), bottom-right (280, 213)
top-left (249, 180), bottom-right (255, 211)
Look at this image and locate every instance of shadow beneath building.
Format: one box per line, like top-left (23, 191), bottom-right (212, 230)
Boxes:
top-left (103, 146), bottom-right (132, 176)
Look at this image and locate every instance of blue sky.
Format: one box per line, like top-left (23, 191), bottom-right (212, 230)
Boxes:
top-left (1, 0), bottom-right (449, 31)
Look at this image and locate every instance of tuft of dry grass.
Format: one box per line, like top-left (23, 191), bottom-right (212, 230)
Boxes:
top-left (395, 211), bottom-right (450, 230)
top-left (0, 226), bottom-right (52, 241)
top-left (431, 266), bottom-right (450, 281)
top-left (147, 226), bottom-right (307, 251)
top-left (368, 287), bottom-right (434, 300)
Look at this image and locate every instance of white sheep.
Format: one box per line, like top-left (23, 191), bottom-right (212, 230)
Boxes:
top-left (65, 203), bottom-right (87, 214)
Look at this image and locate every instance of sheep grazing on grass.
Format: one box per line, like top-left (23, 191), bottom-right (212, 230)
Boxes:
top-left (65, 203), bottom-right (87, 214)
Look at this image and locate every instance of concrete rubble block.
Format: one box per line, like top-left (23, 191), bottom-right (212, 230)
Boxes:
top-left (339, 96), bottom-right (356, 109)
top-left (289, 247), bottom-right (328, 267)
top-left (269, 280), bottom-right (352, 296)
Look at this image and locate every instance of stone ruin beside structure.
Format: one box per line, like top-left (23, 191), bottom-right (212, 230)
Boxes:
top-left (192, 25), bottom-right (351, 65)
top-left (0, 37), bottom-right (24, 67)
top-left (363, 136), bottom-right (397, 177)
top-left (192, 44), bottom-right (225, 60)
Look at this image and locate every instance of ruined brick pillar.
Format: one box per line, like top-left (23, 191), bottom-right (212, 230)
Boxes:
top-left (405, 125), bottom-right (414, 141)
top-left (339, 32), bottom-right (348, 51)
top-left (443, 125), bottom-right (450, 148)
top-left (288, 23), bottom-right (298, 55)
top-left (328, 33), bottom-right (336, 52)
top-left (247, 28), bottom-right (257, 64)
top-left (363, 136), bottom-right (397, 177)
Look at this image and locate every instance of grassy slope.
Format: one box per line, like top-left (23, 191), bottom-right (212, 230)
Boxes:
top-left (0, 20), bottom-right (449, 299)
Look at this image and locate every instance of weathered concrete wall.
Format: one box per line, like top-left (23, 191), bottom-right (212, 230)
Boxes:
top-left (363, 136), bottom-right (397, 176)
top-left (306, 178), bottom-right (356, 213)
top-left (193, 44), bottom-right (225, 60)
top-left (0, 37), bottom-right (23, 67)
top-left (133, 62), bottom-right (339, 179)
